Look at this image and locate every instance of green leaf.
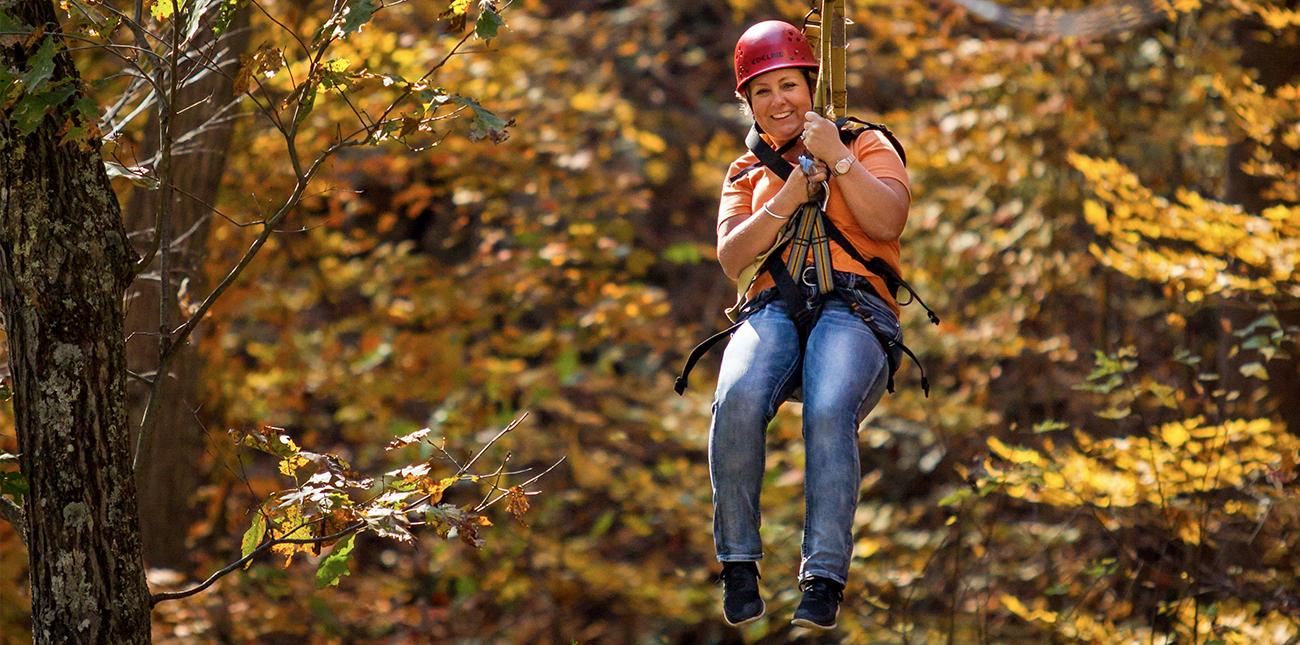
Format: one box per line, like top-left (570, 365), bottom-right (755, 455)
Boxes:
top-left (451, 95), bottom-right (511, 143)
top-left (0, 9), bottom-right (27, 47)
top-left (662, 242), bottom-right (704, 265)
top-left (314, 533), bottom-right (356, 588)
top-left (1074, 374), bottom-right (1123, 394)
top-left (1097, 406), bottom-right (1131, 420)
top-left (1031, 420), bottom-right (1069, 434)
top-left (11, 82), bottom-right (75, 136)
top-left (241, 512), bottom-right (267, 560)
top-left (1239, 362), bottom-right (1268, 380)
top-left (474, 4), bottom-right (505, 40)
top-left (589, 509), bottom-right (615, 537)
top-left (0, 470), bottom-right (28, 501)
top-left (296, 84), bottom-right (318, 124)
top-left (937, 487), bottom-right (973, 506)
top-left (1233, 313), bottom-right (1280, 338)
top-left (212, 0), bottom-right (243, 35)
top-left (20, 34), bottom-right (57, 89)
top-left (334, 0), bottom-right (379, 38)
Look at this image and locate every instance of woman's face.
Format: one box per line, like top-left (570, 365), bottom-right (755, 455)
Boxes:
top-left (746, 69), bottom-right (812, 146)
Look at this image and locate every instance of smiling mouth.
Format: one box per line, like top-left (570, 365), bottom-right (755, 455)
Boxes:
top-left (770, 111), bottom-right (794, 120)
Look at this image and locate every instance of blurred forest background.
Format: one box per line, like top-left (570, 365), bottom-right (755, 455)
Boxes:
top-left (1, 0), bottom-right (1299, 642)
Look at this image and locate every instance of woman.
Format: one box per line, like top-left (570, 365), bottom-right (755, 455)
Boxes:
top-left (710, 20), bottom-right (910, 630)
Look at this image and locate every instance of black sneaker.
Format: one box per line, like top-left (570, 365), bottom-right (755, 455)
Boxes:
top-left (718, 561), bottom-right (764, 626)
top-left (791, 576), bottom-right (843, 630)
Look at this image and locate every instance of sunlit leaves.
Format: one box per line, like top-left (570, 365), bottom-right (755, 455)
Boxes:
top-left (983, 417), bottom-right (1296, 509)
top-left (1072, 152), bottom-right (1300, 300)
top-left (313, 533), bottom-right (355, 588)
top-left (230, 418), bottom-right (534, 579)
top-left (148, 0), bottom-right (186, 22)
top-left (329, 0), bottom-right (380, 40)
top-left (232, 46), bottom-right (285, 96)
top-left (439, 0), bottom-right (472, 32)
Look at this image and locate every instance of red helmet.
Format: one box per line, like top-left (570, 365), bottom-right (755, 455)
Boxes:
top-left (733, 20), bottom-right (818, 93)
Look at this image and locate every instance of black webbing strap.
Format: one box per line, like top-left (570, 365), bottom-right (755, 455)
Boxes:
top-left (674, 321), bottom-right (744, 394)
top-left (745, 124), bottom-right (795, 180)
top-left (820, 217), bottom-right (940, 325)
top-left (834, 117), bottom-right (907, 166)
top-left (820, 216), bottom-right (937, 396)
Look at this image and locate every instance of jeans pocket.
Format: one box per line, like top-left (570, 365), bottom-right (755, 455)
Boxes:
top-left (847, 288), bottom-right (900, 340)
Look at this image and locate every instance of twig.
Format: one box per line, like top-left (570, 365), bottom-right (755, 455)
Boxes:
top-left (461, 413), bottom-right (527, 474)
top-left (149, 521), bottom-right (364, 606)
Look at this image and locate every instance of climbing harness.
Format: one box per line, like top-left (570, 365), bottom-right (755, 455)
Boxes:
top-left (676, 6), bottom-right (940, 397)
top-left (675, 117), bottom-right (939, 396)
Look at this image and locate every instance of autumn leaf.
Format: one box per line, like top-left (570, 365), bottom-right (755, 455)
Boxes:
top-left (386, 426), bottom-right (431, 449)
top-left (439, 0), bottom-right (471, 32)
top-left (314, 534), bottom-right (355, 588)
top-left (240, 512), bottom-right (266, 568)
top-left (505, 486), bottom-right (530, 526)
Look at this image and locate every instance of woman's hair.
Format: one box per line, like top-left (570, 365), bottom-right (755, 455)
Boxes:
top-left (735, 70), bottom-right (818, 120)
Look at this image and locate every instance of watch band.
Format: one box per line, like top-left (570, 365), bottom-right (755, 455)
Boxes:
top-left (832, 154), bottom-right (855, 176)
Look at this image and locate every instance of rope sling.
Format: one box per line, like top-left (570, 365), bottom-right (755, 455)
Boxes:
top-left (675, 2), bottom-right (939, 396)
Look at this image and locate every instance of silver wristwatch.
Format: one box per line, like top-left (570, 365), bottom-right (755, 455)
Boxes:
top-left (832, 154), bottom-right (855, 176)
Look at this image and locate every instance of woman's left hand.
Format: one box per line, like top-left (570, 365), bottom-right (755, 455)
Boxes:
top-left (800, 111), bottom-right (852, 166)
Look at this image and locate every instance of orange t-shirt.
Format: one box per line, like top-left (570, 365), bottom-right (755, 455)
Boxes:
top-left (717, 129), bottom-right (911, 315)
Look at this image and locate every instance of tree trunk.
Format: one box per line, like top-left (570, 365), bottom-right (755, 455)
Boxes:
top-left (124, 8), bottom-right (250, 571)
top-left (0, 0), bottom-right (152, 641)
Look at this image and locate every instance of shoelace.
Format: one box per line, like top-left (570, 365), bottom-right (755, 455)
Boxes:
top-left (799, 578), bottom-right (843, 602)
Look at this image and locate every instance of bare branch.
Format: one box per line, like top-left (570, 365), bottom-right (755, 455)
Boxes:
top-left (0, 496), bottom-right (25, 548)
top-left (461, 413), bottom-right (528, 474)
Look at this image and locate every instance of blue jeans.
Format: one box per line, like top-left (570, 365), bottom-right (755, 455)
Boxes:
top-left (709, 293), bottom-right (897, 585)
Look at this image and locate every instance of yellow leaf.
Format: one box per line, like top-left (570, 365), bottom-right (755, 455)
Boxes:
top-left (1161, 422), bottom-right (1189, 448)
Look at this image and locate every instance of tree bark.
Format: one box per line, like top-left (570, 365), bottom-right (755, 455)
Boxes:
top-left (0, 0), bottom-right (152, 641)
top-left (124, 8), bottom-right (250, 571)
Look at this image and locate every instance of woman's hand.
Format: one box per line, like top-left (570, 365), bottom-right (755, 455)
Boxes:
top-left (800, 111), bottom-right (852, 165)
top-left (800, 110), bottom-right (910, 241)
top-left (778, 156), bottom-right (828, 203)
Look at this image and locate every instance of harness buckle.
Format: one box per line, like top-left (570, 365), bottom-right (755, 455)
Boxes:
top-left (801, 265), bottom-right (819, 287)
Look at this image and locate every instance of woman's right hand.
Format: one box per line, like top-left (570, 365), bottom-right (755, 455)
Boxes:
top-left (773, 157), bottom-right (827, 210)
top-left (717, 157), bottom-right (828, 280)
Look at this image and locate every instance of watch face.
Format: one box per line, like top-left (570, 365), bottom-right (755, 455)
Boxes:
top-left (835, 158), bottom-right (852, 175)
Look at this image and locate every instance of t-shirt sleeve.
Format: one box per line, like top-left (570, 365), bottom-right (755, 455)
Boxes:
top-left (855, 130), bottom-right (910, 200)
top-left (717, 158), bottom-right (756, 233)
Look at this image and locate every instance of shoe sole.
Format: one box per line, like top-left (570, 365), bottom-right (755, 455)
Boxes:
top-left (724, 599), bottom-right (765, 627)
top-left (791, 617), bottom-right (836, 630)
